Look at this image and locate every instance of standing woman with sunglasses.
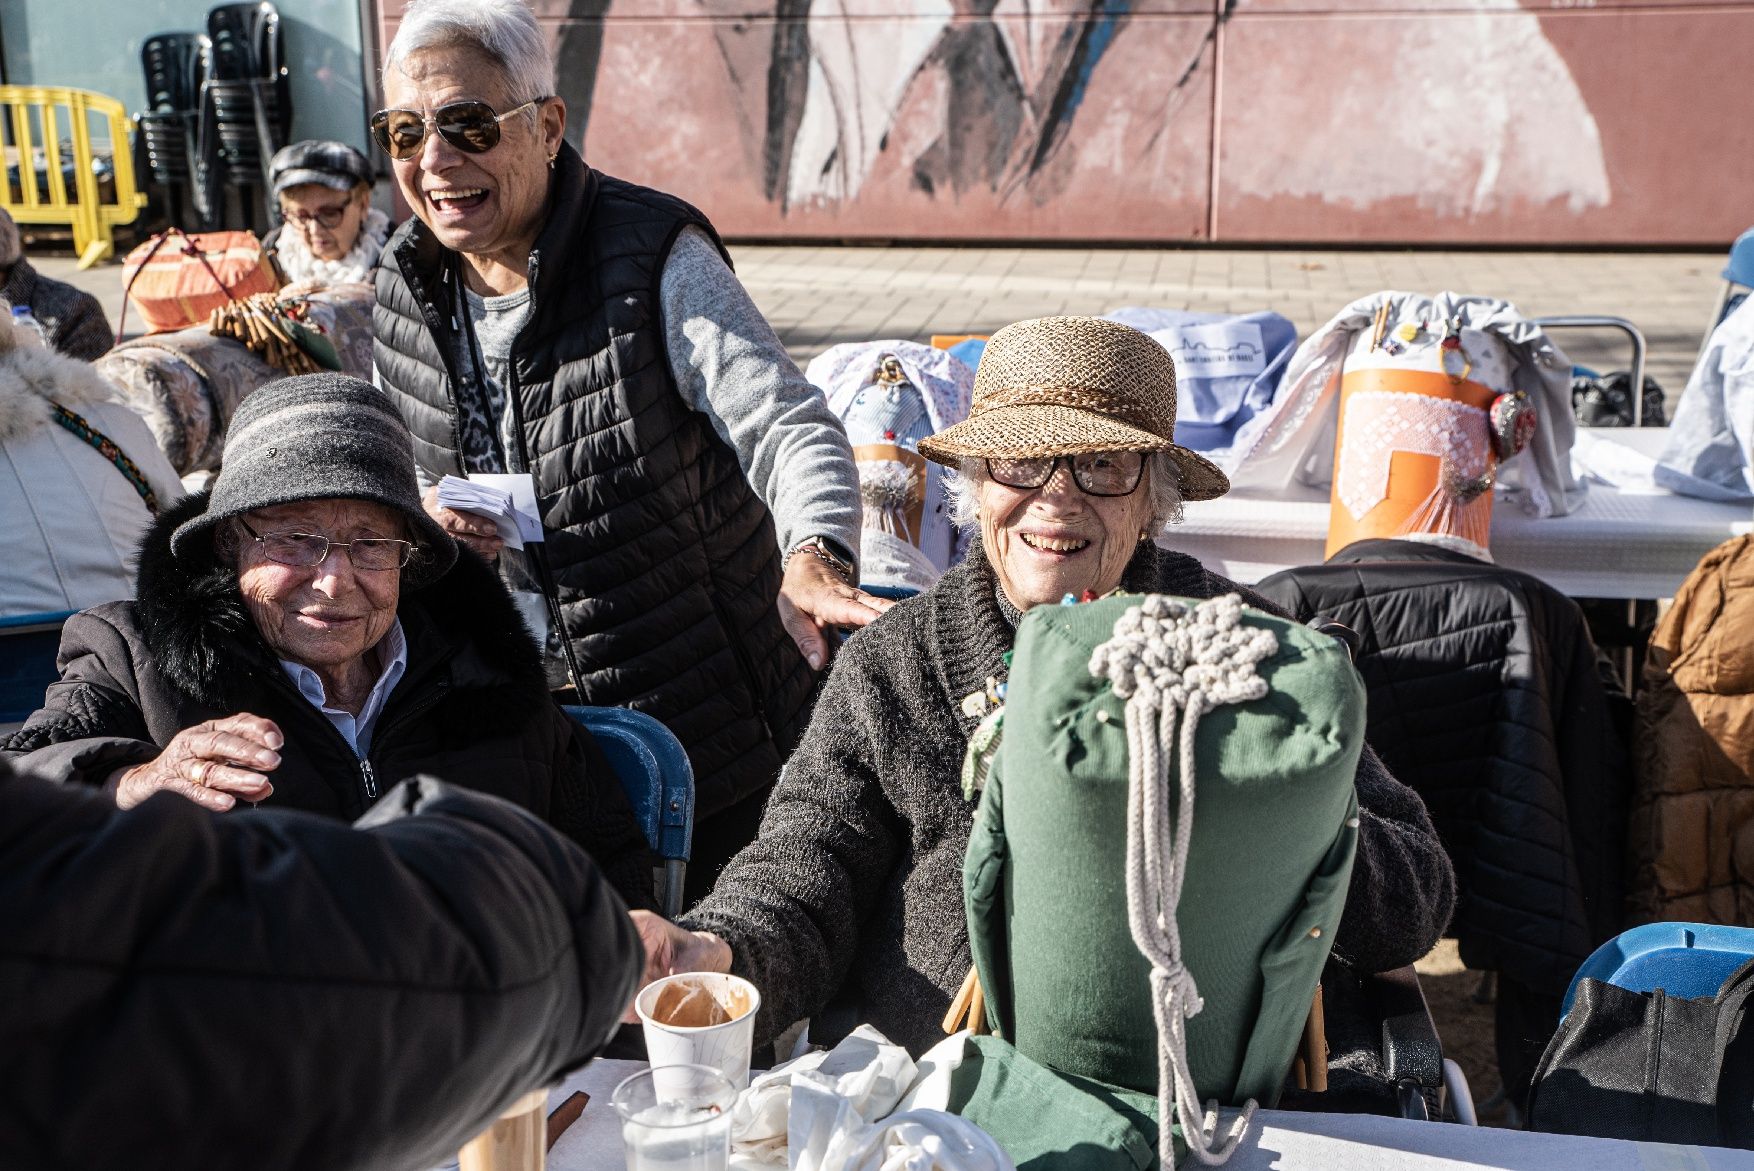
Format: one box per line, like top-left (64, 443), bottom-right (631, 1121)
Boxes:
top-left (3, 373), bottom-right (659, 915)
top-left (635, 318), bottom-right (1455, 1071)
top-left (371, 0), bottom-right (880, 898)
top-left (263, 141), bottom-right (391, 286)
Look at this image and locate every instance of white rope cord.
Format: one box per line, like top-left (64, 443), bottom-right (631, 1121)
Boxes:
top-left (1089, 594), bottom-right (1278, 1167)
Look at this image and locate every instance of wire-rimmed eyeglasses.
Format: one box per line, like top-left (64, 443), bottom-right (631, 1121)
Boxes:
top-left (239, 518), bottom-right (414, 572)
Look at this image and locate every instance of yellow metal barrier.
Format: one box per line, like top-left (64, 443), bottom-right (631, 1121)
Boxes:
top-left (0, 85), bottom-right (148, 269)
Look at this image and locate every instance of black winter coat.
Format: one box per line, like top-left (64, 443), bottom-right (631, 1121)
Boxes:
top-left (374, 145), bottom-right (813, 821)
top-left (3, 492), bottom-right (656, 911)
top-left (1256, 539), bottom-right (1632, 994)
top-left (0, 761), bottom-right (640, 1171)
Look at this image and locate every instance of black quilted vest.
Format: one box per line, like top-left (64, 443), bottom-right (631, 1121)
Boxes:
top-left (373, 147), bottom-right (813, 816)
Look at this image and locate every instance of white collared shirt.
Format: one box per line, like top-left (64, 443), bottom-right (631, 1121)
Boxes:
top-left (278, 619), bottom-right (409, 758)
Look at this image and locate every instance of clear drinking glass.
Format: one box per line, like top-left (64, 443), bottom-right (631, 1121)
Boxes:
top-left (611, 1064), bottom-right (736, 1171)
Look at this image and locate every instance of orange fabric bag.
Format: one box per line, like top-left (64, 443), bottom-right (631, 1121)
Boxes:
top-left (120, 229), bottom-right (280, 335)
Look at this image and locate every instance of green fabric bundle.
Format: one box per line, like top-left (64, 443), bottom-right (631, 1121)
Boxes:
top-left (958, 593), bottom-right (1364, 1166)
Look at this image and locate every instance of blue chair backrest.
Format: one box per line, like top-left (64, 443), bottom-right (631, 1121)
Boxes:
top-left (0, 610), bottom-right (75, 725)
top-left (1724, 228), bottom-right (1754, 289)
top-left (1562, 922), bottom-right (1754, 1018)
top-left (562, 705), bottom-right (694, 917)
top-left (947, 338), bottom-right (987, 371)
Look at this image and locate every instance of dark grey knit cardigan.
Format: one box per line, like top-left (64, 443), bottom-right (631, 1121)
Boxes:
top-left (683, 539), bottom-right (1457, 1057)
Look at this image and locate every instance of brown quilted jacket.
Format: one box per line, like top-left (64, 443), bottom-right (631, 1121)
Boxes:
top-left (1629, 534), bottom-right (1754, 924)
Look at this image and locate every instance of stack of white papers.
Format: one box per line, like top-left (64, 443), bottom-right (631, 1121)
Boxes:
top-left (435, 473), bottom-right (545, 550)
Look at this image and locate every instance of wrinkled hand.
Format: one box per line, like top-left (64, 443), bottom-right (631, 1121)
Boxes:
top-left (111, 713), bottom-right (282, 812)
top-left (421, 485), bottom-right (505, 563)
top-left (626, 910), bottom-right (733, 1022)
top-left (778, 553), bottom-right (893, 671)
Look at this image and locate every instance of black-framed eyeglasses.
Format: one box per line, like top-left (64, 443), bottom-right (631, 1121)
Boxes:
top-left (986, 451), bottom-right (1147, 497)
top-left (279, 202), bottom-right (351, 229)
top-left (369, 97), bottom-right (545, 161)
top-left (239, 518), bottom-right (414, 572)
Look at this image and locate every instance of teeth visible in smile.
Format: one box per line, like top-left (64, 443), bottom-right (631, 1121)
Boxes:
top-left (1021, 533), bottom-right (1088, 553)
top-left (430, 188), bottom-right (485, 206)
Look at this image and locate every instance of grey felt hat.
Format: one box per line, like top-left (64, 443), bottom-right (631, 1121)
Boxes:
top-left (171, 373), bottom-right (458, 587)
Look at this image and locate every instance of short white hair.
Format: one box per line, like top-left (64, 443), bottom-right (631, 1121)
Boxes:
top-left (384, 0), bottom-right (555, 120)
top-left (944, 452), bottom-right (1185, 537)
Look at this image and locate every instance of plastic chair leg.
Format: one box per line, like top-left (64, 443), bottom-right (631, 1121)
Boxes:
top-left (662, 858), bottom-right (686, 920)
top-left (1441, 1058), bottom-right (1478, 1125)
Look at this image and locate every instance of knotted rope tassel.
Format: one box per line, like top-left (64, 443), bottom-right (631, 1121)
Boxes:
top-left (1089, 594), bottom-right (1277, 1167)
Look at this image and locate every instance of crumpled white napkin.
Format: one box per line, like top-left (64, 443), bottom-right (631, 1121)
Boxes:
top-left (729, 1025), bottom-right (1011, 1171)
top-left (790, 1076), bottom-right (1012, 1171)
top-left (732, 1025), bottom-right (917, 1166)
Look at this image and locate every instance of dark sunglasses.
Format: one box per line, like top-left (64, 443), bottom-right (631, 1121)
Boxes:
top-left (986, 451), bottom-right (1146, 497)
top-left (369, 97), bottom-right (544, 161)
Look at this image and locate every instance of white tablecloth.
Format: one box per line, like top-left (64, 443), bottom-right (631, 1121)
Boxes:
top-left (1169, 480), bottom-right (1751, 599)
top-left (543, 1059), bottom-right (1754, 1170)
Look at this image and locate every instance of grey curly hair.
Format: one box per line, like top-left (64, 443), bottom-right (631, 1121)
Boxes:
top-left (944, 452), bottom-right (1186, 538)
top-left (384, 0), bottom-right (555, 125)
top-left (0, 208), bottom-right (20, 270)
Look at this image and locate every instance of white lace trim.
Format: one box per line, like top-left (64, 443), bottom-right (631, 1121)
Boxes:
top-left (1336, 390), bottom-right (1490, 522)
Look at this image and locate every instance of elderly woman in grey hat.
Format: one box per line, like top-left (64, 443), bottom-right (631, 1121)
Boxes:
top-left (4, 372), bottom-right (655, 909)
top-left (633, 316), bottom-right (1455, 1065)
top-left (264, 140), bottom-right (391, 285)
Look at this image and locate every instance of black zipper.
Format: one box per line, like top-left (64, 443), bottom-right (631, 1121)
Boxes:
top-left (260, 663), bottom-right (451, 811)
top-left (500, 248), bottom-right (588, 696)
top-left (397, 242), bottom-right (469, 469)
top-left (259, 666), bottom-right (384, 811)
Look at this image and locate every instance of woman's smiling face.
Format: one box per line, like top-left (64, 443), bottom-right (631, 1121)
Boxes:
top-left (978, 458), bottom-right (1156, 610)
top-left (381, 45), bottom-right (562, 274)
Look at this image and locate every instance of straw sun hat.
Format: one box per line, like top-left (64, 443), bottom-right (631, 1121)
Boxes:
top-left (916, 315), bottom-right (1230, 501)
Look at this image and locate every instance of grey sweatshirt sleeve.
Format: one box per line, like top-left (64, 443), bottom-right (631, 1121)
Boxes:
top-left (660, 227), bottom-right (862, 561)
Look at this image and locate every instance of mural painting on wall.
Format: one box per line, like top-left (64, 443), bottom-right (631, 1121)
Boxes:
top-left (558, 0), bottom-right (1221, 239)
top-left (532, 0), bottom-right (1743, 242)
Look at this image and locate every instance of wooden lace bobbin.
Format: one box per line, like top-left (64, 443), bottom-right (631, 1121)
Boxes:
top-left (457, 1088), bottom-right (550, 1171)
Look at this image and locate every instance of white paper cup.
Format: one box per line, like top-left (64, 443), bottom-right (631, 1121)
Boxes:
top-left (635, 972), bottom-right (762, 1091)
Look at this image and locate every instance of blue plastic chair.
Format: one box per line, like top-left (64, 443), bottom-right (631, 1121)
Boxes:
top-left (1561, 922), bottom-right (1754, 1018)
top-left (946, 337), bottom-right (987, 371)
top-left (858, 584), bottom-right (920, 603)
top-left (562, 705), bottom-right (694, 919)
top-left (0, 610), bottom-right (75, 726)
top-left (1698, 227), bottom-right (1754, 366)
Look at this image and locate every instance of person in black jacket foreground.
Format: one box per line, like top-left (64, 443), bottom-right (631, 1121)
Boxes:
top-left (0, 758), bottom-right (641, 1171)
top-left (2, 373), bottom-right (655, 911)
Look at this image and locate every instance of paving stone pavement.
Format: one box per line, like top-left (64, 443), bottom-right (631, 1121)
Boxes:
top-left (37, 243), bottom-right (1728, 401)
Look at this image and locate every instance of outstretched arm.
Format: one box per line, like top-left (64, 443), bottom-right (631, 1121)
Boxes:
top-left (0, 769), bottom-right (640, 1171)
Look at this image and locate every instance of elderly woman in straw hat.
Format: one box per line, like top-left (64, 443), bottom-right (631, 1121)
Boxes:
top-left (4, 372), bottom-right (656, 911)
top-left (634, 316), bottom-right (1455, 1062)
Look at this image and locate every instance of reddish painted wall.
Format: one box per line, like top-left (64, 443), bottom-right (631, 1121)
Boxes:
top-left (375, 1), bottom-right (1754, 245)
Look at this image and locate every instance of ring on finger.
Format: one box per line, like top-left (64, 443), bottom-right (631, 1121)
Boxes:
top-left (191, 760), bottom-right (210, 786)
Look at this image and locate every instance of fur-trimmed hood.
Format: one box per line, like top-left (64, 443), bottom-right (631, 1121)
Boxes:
top-left (0, 312), bottom-right (131, 442)
top-left (134, 491), bottom-right (550, 730)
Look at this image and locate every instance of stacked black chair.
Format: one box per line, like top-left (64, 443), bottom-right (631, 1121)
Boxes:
top-left (202, 1), bottom-right (291, 229)
top-left (137, 32), bottom-right (216, 229)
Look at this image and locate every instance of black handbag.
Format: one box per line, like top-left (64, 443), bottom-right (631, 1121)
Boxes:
top-left (1526, 956), bottom-right (1754, 1146)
